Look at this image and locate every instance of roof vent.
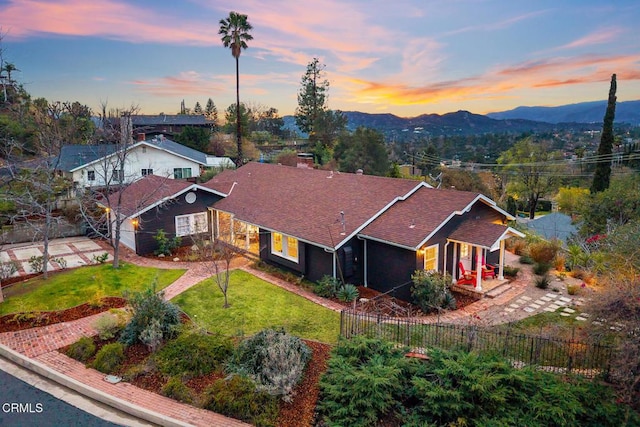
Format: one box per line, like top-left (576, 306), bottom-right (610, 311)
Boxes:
top-left (356, 169), bottom-right (363, 175)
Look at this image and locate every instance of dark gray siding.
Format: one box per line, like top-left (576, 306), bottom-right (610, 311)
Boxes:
top-left (134, 189), bottom-right (222, 255)
top-left (366, 240), bottom-right (418, 302)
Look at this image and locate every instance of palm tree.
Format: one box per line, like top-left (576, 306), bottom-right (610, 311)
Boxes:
top-left (218, 11), bottom-right (253, 166)
top-left (3, 62), bottom-right (18, 81)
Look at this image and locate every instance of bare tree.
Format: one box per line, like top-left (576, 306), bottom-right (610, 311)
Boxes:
top-left (2, 101), bottom-right (78, 279)
top-left (77, 104), bottom-right (174, 268)
top-left (192, 233), bottom-right (241, 308)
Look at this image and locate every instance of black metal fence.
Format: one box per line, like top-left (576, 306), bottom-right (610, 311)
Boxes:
top-left (340, 309), bottom-right (614, 379)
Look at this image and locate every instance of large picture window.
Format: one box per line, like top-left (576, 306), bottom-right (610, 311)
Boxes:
top-left (173, 168), bottom-right (192, 179)
top-left (175, 212), bottom-right (208, 237)
top-left (423, 244), bottom-right (438, 272)
top-left (271, 232), bottom-right (299, 262)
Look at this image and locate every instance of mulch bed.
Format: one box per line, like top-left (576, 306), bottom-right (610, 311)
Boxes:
top-left (0, 297), bottom-right (126, 333)
top-left (62, 334), bottom-right (332, 427)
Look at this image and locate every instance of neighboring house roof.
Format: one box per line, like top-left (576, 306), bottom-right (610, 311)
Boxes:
top-left (56, 144), bottom-right (118, 171)
top-left (102, 174), bottom-right (224, 218)
top-left (202, 162), bottom-right (424, 250)
top-left (359, 186), bottom-right (482, 250)
top-left (131, 114), bottom-right (212, 126)
top-left (57, 138), bottom-right (230, 172)
top-left (526, 212), bottom-right (577, 244)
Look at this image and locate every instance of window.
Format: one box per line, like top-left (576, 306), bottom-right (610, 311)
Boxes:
top-left (175, 212), bottom-right (208, 237)
top-left (141, 168), bottom-right (153, 176)
top-left (173, 168), bottom-right (192, 179)
top-left (112, 169), bottom-right (124, 182)
top-left (271, 232), bottom-right (299, 262)
top-left (87, 170), bottom-right (95, 181)
top-left (423, 244), bottom-right (438, 272)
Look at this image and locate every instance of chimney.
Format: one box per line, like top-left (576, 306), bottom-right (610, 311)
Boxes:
top-left (356, 169), bottom-right (364, 175)
top-left (137, 133), bottom-right (146, 142)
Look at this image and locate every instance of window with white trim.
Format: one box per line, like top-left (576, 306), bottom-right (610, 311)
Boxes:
top-left (423, 244), bottom-right (439, 272)
top-left (112, 169), bottom-right (124, 182)
top-left (271, 232), bottom-right (299, 262)
top-left (175, 212), bottom-right (208, 237)
top-left (173, 168), bottom-right (192, 179)
top-left (87, 170), bottom-right (95, 181)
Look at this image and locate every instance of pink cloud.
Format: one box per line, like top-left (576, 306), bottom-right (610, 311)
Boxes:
top-left (559, 27), bottom-right (624, 50)
top-left (1, 0), bottom-right (214, 45)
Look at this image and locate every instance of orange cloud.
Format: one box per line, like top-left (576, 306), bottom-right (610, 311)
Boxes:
top-left (343, 53), bottom-right (640, 107)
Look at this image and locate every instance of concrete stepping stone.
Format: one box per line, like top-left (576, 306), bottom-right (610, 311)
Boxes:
top-left (548, 304), bottom-right (560, 310)
top-left (540, 296), bottom-right (552, 302)
top-left (545, 293), bottom-right (558, 298)
top-left (504, 308), bottom-right (515, 313)
top-left (575, 316), bottom-right (588, 321)
top-left (529, 303), bottom-right (541, 309)
top-left (562, 307), bottom-right (576, 314)
top-left (559, 296), bottom-right (572, 303)
top-left (560, 312), bottom-right (571, 317)
top-left (544, 307), bottom-right (557, 312)
top-left (523, 307), bottom-right (535, 313)
top-left (509, 304), bottom-right (520, 309)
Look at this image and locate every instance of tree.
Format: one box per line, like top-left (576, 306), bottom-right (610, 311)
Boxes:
top-left (2, 101), bottom-right (76, 279)
top-left (334, 127), bottom-right (390, 176)
top-left (77, 105), bottom-right (173, 269)
top-left (193, 101), bottom-right (203, 115)
top-left (295, 58), bottom-right (329, 137)
top-left (205, 98), bottom-right (219, 129)
top-left (579, 174), bottom-right (640, 236)
top-left (175, 126), bottom-right (210, 152)
top-left (192, 235), bottom-right (240, 308)
top-left (497, 137), bottom-right (562, 219)
top-left (591, 74), bottom-right (617, 194)
top-left (224, 102), bottom-right (250, 138)
top-left (219, 11), bottom-right (253, 166)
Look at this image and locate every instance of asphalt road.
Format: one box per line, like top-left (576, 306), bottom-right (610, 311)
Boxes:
top-left (0, 358), bottom-right (155, 427)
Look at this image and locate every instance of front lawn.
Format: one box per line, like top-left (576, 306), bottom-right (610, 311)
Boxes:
top-left (172, 269), bottom-right (341, 344)
top-left (0, 263), bottom-right (185, 315)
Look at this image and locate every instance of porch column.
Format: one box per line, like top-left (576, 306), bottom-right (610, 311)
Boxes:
top-left (475, 246), bottom-right (482, 290)
top-left (363, 239), bottom-right (368, 287)
top-left (498, 239), bottom-right (505, 280)
top-left (452, 243), bottom-right (459, 284)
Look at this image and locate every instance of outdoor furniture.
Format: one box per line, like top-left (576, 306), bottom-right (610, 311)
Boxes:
top-left (457, 262), bottom-right (477, 286)
top-left (482, 264), bottom-right (496, 280)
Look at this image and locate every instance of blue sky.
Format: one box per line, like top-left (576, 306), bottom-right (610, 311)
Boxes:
top-left (1, 0), bottom-right (639, 118)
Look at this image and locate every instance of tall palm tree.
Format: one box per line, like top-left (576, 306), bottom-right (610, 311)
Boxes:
top-left (219, 11), bottom-right (253, 166)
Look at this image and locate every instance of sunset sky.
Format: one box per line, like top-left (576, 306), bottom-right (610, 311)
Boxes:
top-left (1, 0), bottom-right (639, 118)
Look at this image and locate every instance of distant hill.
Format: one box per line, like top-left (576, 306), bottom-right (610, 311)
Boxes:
top-left (283, 110), bottom-right (602, 141)
top-left (486, 100), bottom-right (640, 125)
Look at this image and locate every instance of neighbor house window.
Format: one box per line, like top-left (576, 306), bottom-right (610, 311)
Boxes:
top-left (173, 168), bottom-right (192, 179)
top-left (175, 212), bottom-right (208, 237)
top-left (141, 168), bottom-right (153, 176)
top-left (112, 169), bottom-right (124, 182)
top-left (423, 244), bottom-right (438, 272)
top-left (271, 232), bottom-right (299, 262)
top-left (87, 170), bottom-right (95, 181)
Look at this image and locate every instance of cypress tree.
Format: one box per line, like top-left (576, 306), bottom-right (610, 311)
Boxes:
top-left (590, 74), bottom-right (617, 193)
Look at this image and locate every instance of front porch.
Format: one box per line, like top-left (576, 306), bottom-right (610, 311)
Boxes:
top-left (451, 276), bottom-right (512, 300)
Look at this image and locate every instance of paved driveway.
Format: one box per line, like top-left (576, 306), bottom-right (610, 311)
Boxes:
top-left (0, 237), bottom-right (113, 278)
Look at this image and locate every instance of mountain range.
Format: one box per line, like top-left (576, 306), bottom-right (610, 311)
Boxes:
top-left (283, 99), bottom-right (639, 138)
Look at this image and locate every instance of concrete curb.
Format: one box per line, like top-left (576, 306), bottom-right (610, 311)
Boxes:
top-left (0, 343), bottom-right (192, 427)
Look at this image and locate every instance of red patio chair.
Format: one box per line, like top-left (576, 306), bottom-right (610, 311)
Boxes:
top-left (482, 264), bottom-right (496, 280)
top-left (457, 262), bottom-right (477, 286)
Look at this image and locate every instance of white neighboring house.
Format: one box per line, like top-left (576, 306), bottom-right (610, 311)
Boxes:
top-left (56, 136), bottom-right (234, 189)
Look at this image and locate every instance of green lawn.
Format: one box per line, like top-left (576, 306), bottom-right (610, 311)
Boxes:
top-left (0, 263), bottom-right (186, 315)
top-left (172, 269), bottom-right (341, 344)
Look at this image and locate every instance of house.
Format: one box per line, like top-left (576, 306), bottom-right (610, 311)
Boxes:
top-left (126, 114), bottom-right (214, 139)
top-left (56, 136), bottom-right (234, 189)
top-left (102, 174), bottom-right (225, 255)
top-left (202, 163), bottom-right (523, 301)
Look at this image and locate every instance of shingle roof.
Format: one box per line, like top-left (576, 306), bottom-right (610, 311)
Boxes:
top-left (203, 163), bottom-right (421, 249)
top-left (131, 115), bottom-right (212, 126)
top-left (360, 186), bottom-right (481, 249)
top-left (104, 175), bottom-right (193, 218)
top-left (143, 137), bottom-right (208, 165)
top-left (56, 145), bottom-right (118, 171)
top-left (449, 219), bottom-right (513, 250)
